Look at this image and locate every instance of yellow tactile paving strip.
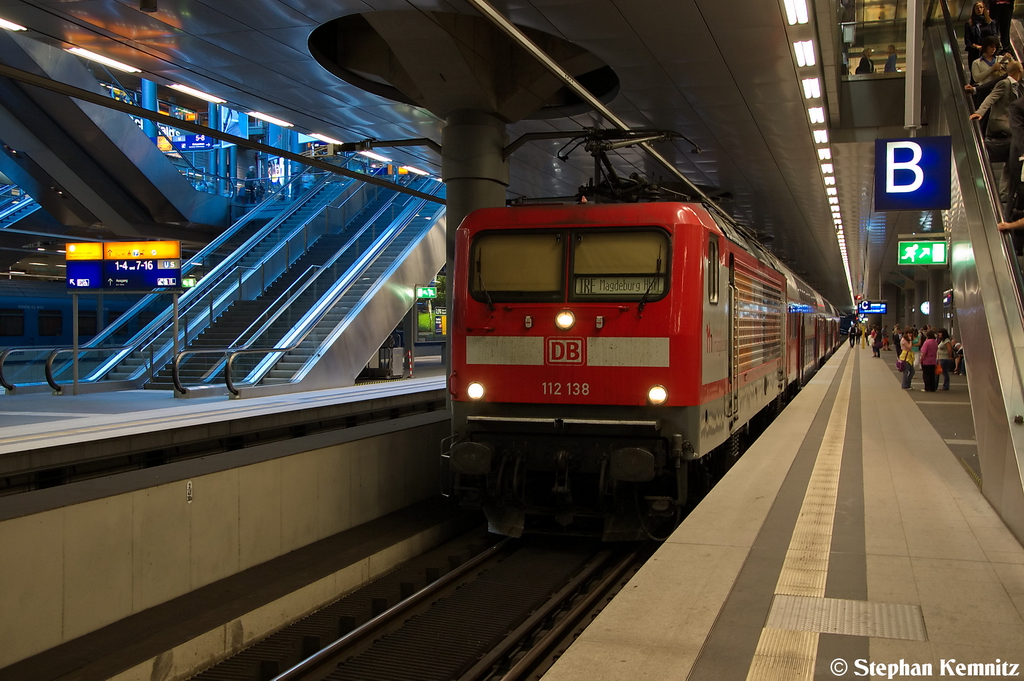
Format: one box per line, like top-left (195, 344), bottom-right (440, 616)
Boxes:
top-left (745, 354), bottom-right (854, 680)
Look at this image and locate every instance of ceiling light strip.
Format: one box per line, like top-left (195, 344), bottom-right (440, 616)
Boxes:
top-left (66, 47), bottom-right (140, 73)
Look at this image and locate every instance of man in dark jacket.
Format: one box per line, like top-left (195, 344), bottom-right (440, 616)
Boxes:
top-left (1004, 96), bottom-right (1024, 220)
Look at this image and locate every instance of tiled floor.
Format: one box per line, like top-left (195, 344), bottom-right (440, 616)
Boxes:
top-left (543, 345), bottom-right (1024, 681)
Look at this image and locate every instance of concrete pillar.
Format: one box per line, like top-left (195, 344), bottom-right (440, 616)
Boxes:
top-left (929, 268), bottom-right (945, 329)
top-left (441, 110), bottom-right (509, 247)
top-left (141, 79), bottom-right (158, 138)
top-left (441, 109), bottom-right (509, 371)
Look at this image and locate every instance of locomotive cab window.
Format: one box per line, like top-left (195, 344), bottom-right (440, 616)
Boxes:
top-left (570, 229), bottom-right (669, 302)
top-left (470, 231), bottom-right (563, 303)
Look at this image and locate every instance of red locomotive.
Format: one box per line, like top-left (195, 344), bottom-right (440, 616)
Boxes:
top-left (444, 202), bottom-right (840, 540)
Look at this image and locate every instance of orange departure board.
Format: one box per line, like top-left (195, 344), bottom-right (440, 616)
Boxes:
top-left (102, 241), bottom-right (180, 260)
top-left (65, 242), bottom-right (103, 260)
top-left (65, 241), bottom-right (180, 260)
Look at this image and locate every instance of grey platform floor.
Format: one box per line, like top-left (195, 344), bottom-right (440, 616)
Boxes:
top-left (544, 344), bottom-right (1022, 681)
top-left (0, 354), bottom-right (446, 456)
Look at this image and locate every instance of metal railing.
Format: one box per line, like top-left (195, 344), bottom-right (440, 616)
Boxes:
top-left (169, 180), bottom-right (444, 395)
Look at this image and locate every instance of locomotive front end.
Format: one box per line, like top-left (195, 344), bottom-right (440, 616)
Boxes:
top-left (446, 205), bottom-right (702, 541)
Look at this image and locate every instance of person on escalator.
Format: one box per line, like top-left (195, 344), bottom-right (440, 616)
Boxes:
top-left (244, 166), bottom-right (257, 204)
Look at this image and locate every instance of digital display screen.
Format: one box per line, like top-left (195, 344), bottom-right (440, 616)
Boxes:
top-left (103, 259), bottom-right (180, 290)
top-left (858, 301), bottom-right (888, 314)
top-left (65, 261), bottom-right (102, 289)
top-left (66, 241), bottom-right (181, 291)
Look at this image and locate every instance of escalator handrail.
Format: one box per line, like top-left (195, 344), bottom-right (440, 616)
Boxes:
top-left (79, 173), bottom-right (343, 380)
top-left (938, 0), bottom-right (1024, 317)
top-left (170, 190), bottom-right (440, 395)
top-left (184, 185), bottom-right (426, 383)
top-left (80, 168), bottom-right (331, 352)
top-left (235, 187), bottom-right (444, 390)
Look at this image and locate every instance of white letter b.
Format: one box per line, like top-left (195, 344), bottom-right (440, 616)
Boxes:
top-left (886, 141), bottom-right (924, 194)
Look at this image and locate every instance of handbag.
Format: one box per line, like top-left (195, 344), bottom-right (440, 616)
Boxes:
top-left (935, 363), bottom-right (943, 375)
top-left (896, 359), bottom-right (905, 371)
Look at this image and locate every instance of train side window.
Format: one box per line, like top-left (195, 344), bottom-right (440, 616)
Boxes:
top-left (0, 308), bottom-right (24, 336)
top-left (38, 309), bottom-right (62, 337)
top-left (78, 311), bottom-right (97, 338)
top-left (708, 234), bottom-right (720, 304)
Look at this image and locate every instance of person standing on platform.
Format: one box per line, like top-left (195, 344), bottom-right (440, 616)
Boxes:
top-left (872, 327), bottom-right (884, 357)
top-left (849, 325), bottom-right (857, 347)
top-left (856, 48), bottom-right (876, 74)
top-left (937, 329), bottom-right (956, 390)
top-left (900, 330), bottom-right (917, 389)
top-left (884, 44), bottom-right (899, 72)
top-left (920, 330), bottom-right (939, 392)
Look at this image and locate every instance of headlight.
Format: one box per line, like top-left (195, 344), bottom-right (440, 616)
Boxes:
top-left (555, 310), bottom-right (575, 330)
top-left (648, 385), bottom-right (668, 405)
top-left (467, 382), bottom-right (485, 400)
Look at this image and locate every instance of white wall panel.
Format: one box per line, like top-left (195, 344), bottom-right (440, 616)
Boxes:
top-left (63, 496), bottom-right (134, 640)
top-left (238, 460), bottom-right (283, 571)
top-left (0, 511), bottom-right (64, 667)
top-left (190, 469), bottom-right (240, 589)
top-left (132, 482), bottom-right (191, 612)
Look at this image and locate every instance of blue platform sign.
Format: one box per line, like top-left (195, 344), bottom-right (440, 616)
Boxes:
top-left (174, 134), bottom-right (217, 151)
top-left (874, 137), bottom-right (952, 211)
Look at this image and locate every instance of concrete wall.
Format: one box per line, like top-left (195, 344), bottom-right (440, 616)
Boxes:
top-left (0, 418), bottom-right (446, 669)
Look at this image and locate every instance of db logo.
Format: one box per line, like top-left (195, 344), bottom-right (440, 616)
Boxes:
top-left (547, 338), bottom-right (586, 365)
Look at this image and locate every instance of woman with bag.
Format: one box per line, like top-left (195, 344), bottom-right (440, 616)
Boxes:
top-left (900, 330), bottom-right (916, 389)
top-left (920, 331), bottom-right (939, 392)
top-left (872, 327), bottom-right (883, 357)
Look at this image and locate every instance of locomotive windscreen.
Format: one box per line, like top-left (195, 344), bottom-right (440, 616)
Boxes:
top-left (469, 227), bottom-right (670, 303)
top-left (471, 231), bottom-right (564, 301)
top-left (571, 230), bottom-right (668, 301)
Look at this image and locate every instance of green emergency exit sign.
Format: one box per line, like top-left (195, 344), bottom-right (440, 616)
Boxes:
top-left (416, 286), bottom-right (437, 299)
top-left (897, 240), bottom-right (947, 265)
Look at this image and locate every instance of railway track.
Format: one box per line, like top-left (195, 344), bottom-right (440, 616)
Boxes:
top-left (190, 532), bottom-right (647, 681)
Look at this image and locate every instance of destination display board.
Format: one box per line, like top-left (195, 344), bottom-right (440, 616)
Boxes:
top-left (858, 300), bottom-right (888, 314)
top-left (66, 241), bottom-right (182, 291)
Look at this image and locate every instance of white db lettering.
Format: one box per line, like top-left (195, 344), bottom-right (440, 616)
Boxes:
top-left (886, 141), bottom-right (924, 194)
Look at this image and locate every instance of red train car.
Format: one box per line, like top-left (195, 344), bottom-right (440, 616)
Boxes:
top-left (444, 202), bottom-right (839, 540)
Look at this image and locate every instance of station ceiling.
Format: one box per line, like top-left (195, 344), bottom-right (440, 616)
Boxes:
top-left (0, 0), bottom-right (935, 310)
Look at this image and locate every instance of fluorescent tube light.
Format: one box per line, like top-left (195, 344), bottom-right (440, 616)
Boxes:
top-left (0, 18), bottom-right (27, 31)
top-left (310, 133), bottom-right (343, 145)
top-left (794, 40), bottom-right (816, 67)
top-left (169, 84), bottom-right (225, 103)
top-left (67, 47), bottom-right (141, 73)
top-left (402, 166), bottom-right (429, 175)
top-left (358, 150), bottom-right (392, 163)
top-left (246, 111), bottom-right (293, 127)
top-left (784, 0), bottom-right (809, 24)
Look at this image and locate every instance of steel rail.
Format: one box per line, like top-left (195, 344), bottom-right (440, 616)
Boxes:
top-left (495, 549), bottom-right (641, 681)
top-left (271, 538), bottom-right (514, 681)
top-left (455, 547), bottom-right (623, 680)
